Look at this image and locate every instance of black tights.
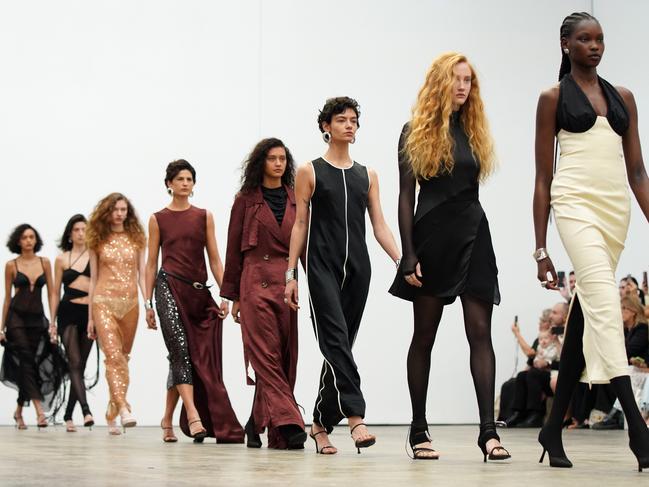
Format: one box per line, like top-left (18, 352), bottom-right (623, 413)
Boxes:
top-left (62, 325), bottom-right (94, 421)
top-left (407, 293), bottom-right (496, 435)
top-left (542, 295), bottom-right (649, 458)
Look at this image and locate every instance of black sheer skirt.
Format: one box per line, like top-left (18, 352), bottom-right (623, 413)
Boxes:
top-left (390, 199), bottom-right (500, 305)
top-left (0, 309), bottom-right (67, 411)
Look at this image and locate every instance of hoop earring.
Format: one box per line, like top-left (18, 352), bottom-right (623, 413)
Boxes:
top-left (563, 48), bottom-right (569, 54)
top-left (167, 187), bottom-right (173, 196)
top-left (322, 131), bottom-right (331, 144)
top-left (351, 136), bottom-right (356, 144)
top-left (190, 191), bottom-right (194, 198)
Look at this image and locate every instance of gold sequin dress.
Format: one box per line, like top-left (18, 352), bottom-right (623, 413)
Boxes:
top-left (92, 232), bottom-right (139, 418)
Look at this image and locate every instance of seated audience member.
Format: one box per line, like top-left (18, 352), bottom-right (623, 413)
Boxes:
top-left (497, 309), bottom-right (551, 422)
top-left (505, 303), bottom-right (567, 428)
top-left (620, 277), bottom-right (629, 299)
top-left (533, 330), bottom-right (561, 371)
top-left (559, 270), bottom-right (576, 303)
top-left (592, 295), bottom-right (649, 430)
top-left (625, 275), bottom-right (646, 305)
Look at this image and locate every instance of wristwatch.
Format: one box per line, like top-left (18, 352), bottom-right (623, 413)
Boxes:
top-left (533, 248), bottom-right (549, 262)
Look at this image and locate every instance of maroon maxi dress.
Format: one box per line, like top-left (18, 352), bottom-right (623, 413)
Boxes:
top-left (155, 206), bottom-right (244, 443)
top-left (221, 186), bottom-right (303, 448)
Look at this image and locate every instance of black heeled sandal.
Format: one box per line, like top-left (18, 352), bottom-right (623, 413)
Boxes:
top-left (477, 423), bottom-right (511, 463)
top-left (13, 414), bottom-right (27, 430)
top-left (36, 413), bottom-right (48, 431)
top-left (407, 425), bottom-right (439, 460)
top-left (309, 428), bottom-right (337, 454)
top-left (350, 423), bottom-right (376, 454)
top-left (188, 418), bottom-right (207, 440)
top-left (245, 419), bottom-right (262, 448)
top-left (537, 427), bottom-right (572, 468)
top-left (82, 406), bottom-right (94, 429)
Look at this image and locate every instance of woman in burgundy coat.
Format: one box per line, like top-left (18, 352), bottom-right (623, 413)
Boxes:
top-left (221, 138), bottom-right (306, 449)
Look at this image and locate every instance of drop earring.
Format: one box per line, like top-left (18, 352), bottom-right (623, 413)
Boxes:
top-left (322, 131), bottom-right (331, 144)
top-left (563, 48), bottom-right (569, 54)
top-left (167, 187), bottom-right (173, 196)
top-left (190, 191), bottom-right (194, 198)
top-left (351, 136), bottom-right (356, 144)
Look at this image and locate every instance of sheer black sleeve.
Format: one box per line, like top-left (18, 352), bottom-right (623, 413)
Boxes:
top-left (397, 123), bottom-right (418, 275)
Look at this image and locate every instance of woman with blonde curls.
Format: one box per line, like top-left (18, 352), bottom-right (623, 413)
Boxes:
top-left (87, 193), bottom-right (146, 435)
top-left (390, 53), bottom-right (509, 461)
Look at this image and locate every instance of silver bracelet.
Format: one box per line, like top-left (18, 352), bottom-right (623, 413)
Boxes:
top-left (533, 248), bottom-right (549, 262)
top-left (285, 268), bottom-right (296, 284)
top-left (395, 258), bottom-right (401, 268)
top-left (144, 299), bottom-right (153, 310)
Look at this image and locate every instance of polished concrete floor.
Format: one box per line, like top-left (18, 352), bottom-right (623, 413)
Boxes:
top-left (0, 424), bottom-right (646, 486)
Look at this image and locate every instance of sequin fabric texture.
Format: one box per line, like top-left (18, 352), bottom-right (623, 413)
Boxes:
top-left (155, 272), bottom-right (193, 389)
top-left (93, 232), bottom-right (139, 417)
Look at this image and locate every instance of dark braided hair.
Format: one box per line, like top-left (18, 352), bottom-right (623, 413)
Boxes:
top-left (559, 12), bottom-right (598, 81)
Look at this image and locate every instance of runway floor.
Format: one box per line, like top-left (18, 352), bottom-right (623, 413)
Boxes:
top-left (0, 424), bottom-right (646, 486)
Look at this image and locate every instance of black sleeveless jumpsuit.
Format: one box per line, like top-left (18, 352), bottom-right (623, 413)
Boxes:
top-left (306, 157), bottom-right (371, 430)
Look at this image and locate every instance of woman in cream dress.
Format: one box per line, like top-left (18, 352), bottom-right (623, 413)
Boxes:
top-left (533, 12), bottom-right (649, 471)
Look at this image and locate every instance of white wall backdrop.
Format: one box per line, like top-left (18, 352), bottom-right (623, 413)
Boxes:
top-left (1, 0), bottom-right (647, 425)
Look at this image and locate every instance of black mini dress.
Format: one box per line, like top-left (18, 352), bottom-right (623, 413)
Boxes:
top-left (389, 112), bottom-right (500, 305)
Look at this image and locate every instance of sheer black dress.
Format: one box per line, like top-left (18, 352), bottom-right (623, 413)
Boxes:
top-left (1, 259), bottom-right (67, 413)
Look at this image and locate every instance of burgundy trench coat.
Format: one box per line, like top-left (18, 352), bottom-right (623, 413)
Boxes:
top-left (221, 186), bottom-right (303, 448)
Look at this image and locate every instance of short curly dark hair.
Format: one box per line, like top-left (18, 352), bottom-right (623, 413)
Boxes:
top-left (317, 96), bottom-right (361, 133)
top-left (7, 224), bottom-right (44, 254)
top-left (165, 159), bottom-right (196, 187)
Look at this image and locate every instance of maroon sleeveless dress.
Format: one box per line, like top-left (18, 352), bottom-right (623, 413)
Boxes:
top-left (154, 206), bottom-right (243, 443)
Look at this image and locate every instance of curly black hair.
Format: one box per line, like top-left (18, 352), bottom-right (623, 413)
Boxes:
top-left (6, 223), bottom-right (44, 254)
top-left (58, 214), bottom-right (87, 251)
top-left (240, 138), bottom-right (295, 193)
top-left (165, 159), bottom-right (196, 187)
top-left (317, 96), bottom-right (361, 133)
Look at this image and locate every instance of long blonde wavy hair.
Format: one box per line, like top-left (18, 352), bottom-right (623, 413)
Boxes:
top-left (404, 52), bottom-right (496, 181)
top-left (86, 192), bottom-right (146, 251)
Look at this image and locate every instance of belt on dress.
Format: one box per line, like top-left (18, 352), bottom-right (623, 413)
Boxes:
top-left (160, 269), bottom-right (212, 290)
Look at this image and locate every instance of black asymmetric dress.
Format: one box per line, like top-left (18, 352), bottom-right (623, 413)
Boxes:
top-left (389, 112), bottom-right (500, 305)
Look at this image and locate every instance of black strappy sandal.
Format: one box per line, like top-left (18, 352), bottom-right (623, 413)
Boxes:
top-left (309, 429), bottom-right (337, 454)
top-left (477, 423), bottom-right (511, 462)
top-left (350, 423), bottom-right (376, 454)
top-left (407, 426), bottom-right (439, 460)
